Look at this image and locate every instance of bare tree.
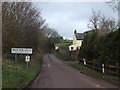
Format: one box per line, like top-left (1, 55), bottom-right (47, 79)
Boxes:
top-left (106, 0), bottom-right (120, 27)
top-left (106, 0), bottom-right (119, 11)
top-left (88, 9), bottom-right (117, 31)
top-left (43, 27), bottom-right (60, 38)
top-left (2, 2), bottom-right (47, 53)
top-left (88, 10), bottom-right (101, 30)
top-left (99, 16), bottom-right (116, 31)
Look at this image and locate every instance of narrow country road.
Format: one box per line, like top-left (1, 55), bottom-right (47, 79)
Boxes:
top-left (29, 54), bottom-right (118, 88)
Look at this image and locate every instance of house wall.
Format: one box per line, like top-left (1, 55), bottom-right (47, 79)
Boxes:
top-left (68, 34), bottom-right (83, 51)
top-left (69, 32), bottom-right (83, 51)
top-left (68, 31), bottom-right (84, 60)
top-left (73, 39), bottom-right (83, 48)
top-left (69, 40), bottom-right (83, 51)
top-left (73, 34), bottom-right (76, 44)
top-left (69, 45), bottom-right (77, 51)
top-left (75, 40), bottom-right (83, 49)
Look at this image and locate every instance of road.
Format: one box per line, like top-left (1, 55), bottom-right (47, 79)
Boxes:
top-left (29, 54), bottom-right (118, 88)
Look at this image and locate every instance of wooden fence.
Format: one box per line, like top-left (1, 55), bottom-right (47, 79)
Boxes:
top-left (79, 59), bottom-right (120, 76)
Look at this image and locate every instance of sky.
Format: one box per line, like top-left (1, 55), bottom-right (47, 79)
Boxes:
top-left (32, 2), bottom-right (117, 39)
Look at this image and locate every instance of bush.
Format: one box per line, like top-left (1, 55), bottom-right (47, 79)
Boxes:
top-left (79, 28), bottom-right (120, 66)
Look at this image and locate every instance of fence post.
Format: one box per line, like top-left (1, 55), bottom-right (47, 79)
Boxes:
top-left (102, 64), bottom-right (105, 74)
top-left (83, 58), bottom-right (86, 65)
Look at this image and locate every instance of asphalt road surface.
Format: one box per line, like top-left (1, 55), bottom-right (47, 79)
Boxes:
top-left (30, 54), bottom-right (119, 88)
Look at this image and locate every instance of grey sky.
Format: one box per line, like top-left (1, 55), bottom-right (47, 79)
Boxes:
top-left (33, 2), bottom-right (117, 39)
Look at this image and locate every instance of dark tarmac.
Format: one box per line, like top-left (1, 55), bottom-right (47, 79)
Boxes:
top-left (30, 54), bottom-right (118, 88)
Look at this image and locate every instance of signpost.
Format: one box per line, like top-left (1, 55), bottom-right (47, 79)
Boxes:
top-left (15, 53), bottom-right (17, 62)
top-left (11, 48), bottom-right (32, 67)
top-left (11, 48), bottom-right (32, 54)
top-left (25, 55), bottom-right (30, 68)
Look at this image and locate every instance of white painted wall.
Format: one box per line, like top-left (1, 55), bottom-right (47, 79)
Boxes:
top-left (73, 34), bottom-right (76, 44)
top-left (69, 45), bottom-right (77, 51)
top-left (69, 33), bottom-right (83, 51)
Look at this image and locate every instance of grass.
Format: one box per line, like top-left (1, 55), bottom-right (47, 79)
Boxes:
top-left (56, 43), bottom-right (71, 47)
top-left (56, 40), bottom-right (72, 48)
top-left (72, 63), bottom-right (120, 86)
top-left (2, 54), bottom-right (42, 89)
top-left (55, 40), bottom-right (71, 61)
top-left (55, 52), bottom-right (69, 61)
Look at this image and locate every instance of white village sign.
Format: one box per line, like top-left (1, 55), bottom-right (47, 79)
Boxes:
top-left (11, 48), bottom-right (32, 54)
top-left (11, 48), bottom-right (32, 67)
top-left (25, 55), bottom-right (30, 68)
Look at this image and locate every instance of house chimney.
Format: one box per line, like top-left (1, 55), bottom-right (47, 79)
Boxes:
top-left (74, 29), bottom-right (77, 34)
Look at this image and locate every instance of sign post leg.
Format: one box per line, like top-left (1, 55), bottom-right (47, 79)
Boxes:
top-left (15, 53), bottom-right (17, 62)
top-left (25, 54), bottom-right (30, 68)
top-left (27, 54), bottom-right (29, 68)
top-left (27, 62), bottom-right (29, 68)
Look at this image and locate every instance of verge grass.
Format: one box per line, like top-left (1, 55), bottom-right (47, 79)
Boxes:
top-left (72, 63), bottom-right (120, 86)
top-left (2, 54), bottom-right (42, 89)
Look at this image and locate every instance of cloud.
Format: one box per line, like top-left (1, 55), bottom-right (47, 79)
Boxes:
top-left (33, 2), bottom-right (117, 38)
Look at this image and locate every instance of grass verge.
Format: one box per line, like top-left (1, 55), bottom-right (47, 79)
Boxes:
top-left (72, 63), bottom-right (120, 86)
top-left (54, 52), bottom-right (69, 61)
top-left (2, 54), bottom-right (42, 89)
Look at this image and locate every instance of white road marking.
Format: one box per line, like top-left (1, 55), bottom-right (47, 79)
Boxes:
top-left (96, 84), bottom-right (104, 88)
top-left (96, 84), bottom-right (101, 88)
top-left (47, 63), bottom-right (51, 68)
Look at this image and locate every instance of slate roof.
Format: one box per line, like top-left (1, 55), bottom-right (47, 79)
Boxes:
top-left (75, 33), bottom-right (84, 40)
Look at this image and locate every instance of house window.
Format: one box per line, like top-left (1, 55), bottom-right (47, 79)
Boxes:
top-left (71, 47), bottom-right (73, 50)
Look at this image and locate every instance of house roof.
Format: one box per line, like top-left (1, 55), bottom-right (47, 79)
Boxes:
top-left (75, 33), bottom-right (84, 40)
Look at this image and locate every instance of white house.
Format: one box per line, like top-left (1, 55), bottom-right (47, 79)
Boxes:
top-left (69, 30), bottom-right (84, 51)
